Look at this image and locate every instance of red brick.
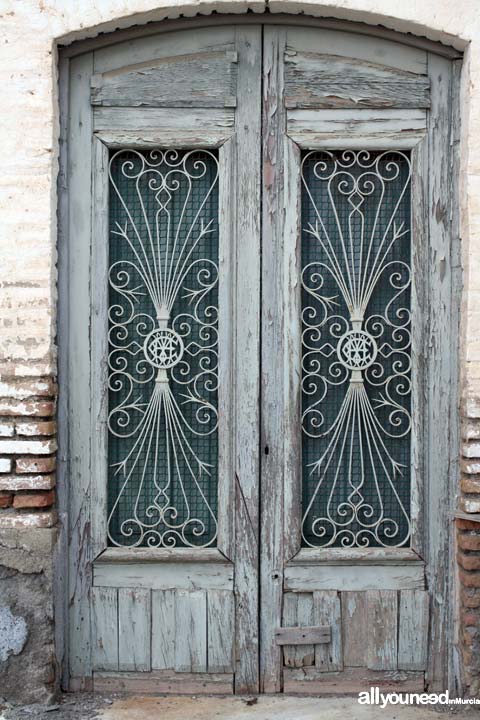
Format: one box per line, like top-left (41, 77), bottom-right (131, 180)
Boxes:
top-left (12, 490), bottom-right (55, 509)
top-left (461, 588), bottom-right (480, 608)
top-left (459, 569), bottom-right (480, 588)
top-left (0, 492), bottom-right (12, 508)
top-left (462, 477), bottom-right (480, 493)
top-left (16, 456), bottom-right (56, 474)
top-left (458, 534), bottom-right (480, 552)
top-left (0, 399), bottom-right (55, 417)
top-left (457, 518), bottom-right (480, 531)
top-left (458, 552), bottom-right (480, 571)
top-left (462, 610), bottom-right (480, 627)
top-left (16, 420), bottom-right (56, 437)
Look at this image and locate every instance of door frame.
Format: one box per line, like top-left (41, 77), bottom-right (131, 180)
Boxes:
top-left (56, 14), bottom-right (462, 694)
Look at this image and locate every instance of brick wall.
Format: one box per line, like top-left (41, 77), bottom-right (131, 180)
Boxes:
top-left (0, 377), bottom-right (57, 528)
top-left (457, 388), bottom-right (480, 696)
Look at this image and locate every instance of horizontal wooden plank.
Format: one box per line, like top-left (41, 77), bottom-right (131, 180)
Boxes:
top-left (95, 130), bottom-right (232, 149)
top-left (275, 626), bottom-right (330, 645)
top-left (91, 49), bottom-right (237, 108)
top-left (94, 106), bottom-right (235, 132)
top-left (93, 561), bottom-right (233, 591)
top-left (283, 667), bottom-right (424, 695)
top-left (288, 547), bottom-right (423, 565)
top-left (284, 28), bottom-right (428, 74)
top-left (287, 132), bottom-right (425, 150)
top-left (95, 547), bottom-right (230, 564)
top-left (94, 670), bottom-right (233, 694)
top-left (284, 52), bottom-right (430, 109)
top-left (284, 563), bottom-right (424, 591)
top-left (287, 107), bottom-right (427, 132)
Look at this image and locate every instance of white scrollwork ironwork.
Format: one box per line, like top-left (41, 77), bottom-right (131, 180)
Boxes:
top-left (107, 149), bottom-right (219, 548)
top-left (301, 150), bottom-right (412, 548)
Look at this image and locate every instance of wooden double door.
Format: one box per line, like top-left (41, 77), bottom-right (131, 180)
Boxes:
top-left (61, 19), bottom-right (460, 694)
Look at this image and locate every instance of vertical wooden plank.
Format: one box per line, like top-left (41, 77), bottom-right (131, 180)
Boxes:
top-left (67, 51), bottom-right (94, 687)
top-left (448, 57), bottom-right (462, 695)
top-left (207, 590), bottom-right (235, 673)
top-left (90, 136), bottom-right (109, 557)
top-left (151, 590), bottom-right (175, 670)
top-left (425, 53), bottom-right (455, 692)
top-left (283, 138), bottom-right (302, 562)
top-left (282, 593), bottom-right (298, 668)
top-left (410, 136), bottom-right (428, 558)
top-left (217, 139), bottom-right (235, 561)
top-left (366, 590), bottom-right (398, 671)
top-left (174, 590), bottom-right (207, 673)
top-left (92, 587), bottom-right (118, 671)
top-left (342, 591), bottom-right (368, 667)
top-left (233, 24), bottom-right (262, 695)
top-left (314, 591), bottom-right (343, 672)
top-left (282, 593), bottom-right (314, 668)
top-left (260, 25), bottom-right (287, 694)
top-left (118, 588), bottom-right (151, 672)
top-left (296, 594), bottom-right (315, 667)
top-left (56, 51), bottom-right (70, 691)
top-left (398, 590), bottom-right (429, 671)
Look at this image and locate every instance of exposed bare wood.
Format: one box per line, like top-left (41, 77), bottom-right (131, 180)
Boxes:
top-left (284, 563), bottom-right (424, 591)
top-left (283, 667), bottom-right (424, 695)
top-left (174, 590), bottom-right (207, 673)
top-left (95, 547), bottom-right (231, 563)
top-left (233, 25), bottom-right (262, 694)
top-left (275, 626), bottom-right (330, 645)
top-left (425, 52), bottom-right (456, 692)
top-left (90, 137), bottom-right (109, 558)
top-left (366, 590), bottom-right (398, 671)
top-left (91, 49), bottom-right (237, 108)
top-left (207, 590), bottom-right (235, 673)
top-left (66, 51), bottom-right (94, 686)
top-left (94, 670), bottom-right (233, 694)
top-left (342, 592), bottom-right (368, 668)
top-left (118, 588), bottom-right (151, 672)
top-left (93, 560), bottom-right (233, 591)
top-left (93, 107), bottom-right (235, 132)
top-left (94, 129), bottom-right (233, 149)
top-left (398, 590), bottom-right (429, 671)
top-left (282, 593), bottom-right (315, 668)
top-left (284, 53), bottom-right (430, 109)
top-left (314, 591), bottom-right (343, 672)
top-left (152, 590), bottom-right (175, 670)
top-left (290, 547), bottom-right (423, 565)
top-left (91, 587), bottom-right (119, 672)
top-left (260, 25), bottom-right (287, 693)
top-left (217, 138), bottom-right (236, 561)
top-left (283, 138), bottom-right (303, 563)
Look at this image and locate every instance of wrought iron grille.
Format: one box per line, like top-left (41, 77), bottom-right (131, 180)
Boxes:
top-left (107, 149), bottom-right (219, 548)
top-left (301, 150), bottom-right (412, 548)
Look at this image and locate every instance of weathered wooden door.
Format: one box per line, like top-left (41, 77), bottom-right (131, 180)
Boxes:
top-left (259, 26), bottom-right (459, 695)
top-left (61, 19), bottom-right (459, 695)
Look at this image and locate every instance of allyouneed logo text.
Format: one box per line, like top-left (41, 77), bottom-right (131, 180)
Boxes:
top-left (358, 687), bottom-right (480, 708)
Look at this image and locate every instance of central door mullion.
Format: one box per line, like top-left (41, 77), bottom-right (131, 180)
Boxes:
top-left (233, 25), bottom-right (263, 695)
top-left (260, 26), bottom-right (288, 693)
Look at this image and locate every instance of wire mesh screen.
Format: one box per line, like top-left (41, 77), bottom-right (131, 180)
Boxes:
top-left (107, 149), bottom-right (219, 548)
top-left (300, 150), bottom-right (412, 548)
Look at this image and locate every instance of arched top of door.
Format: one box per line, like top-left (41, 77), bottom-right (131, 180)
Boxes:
top-left (58, 12), bottom-right (462, 61)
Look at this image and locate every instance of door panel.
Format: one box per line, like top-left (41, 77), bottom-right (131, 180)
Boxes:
top-left (66, 24), bottom-right (261, 693)
top-left (64, 20), bottom-right (457, 695)
top-left (261, 24), bottom-right (456, 696)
